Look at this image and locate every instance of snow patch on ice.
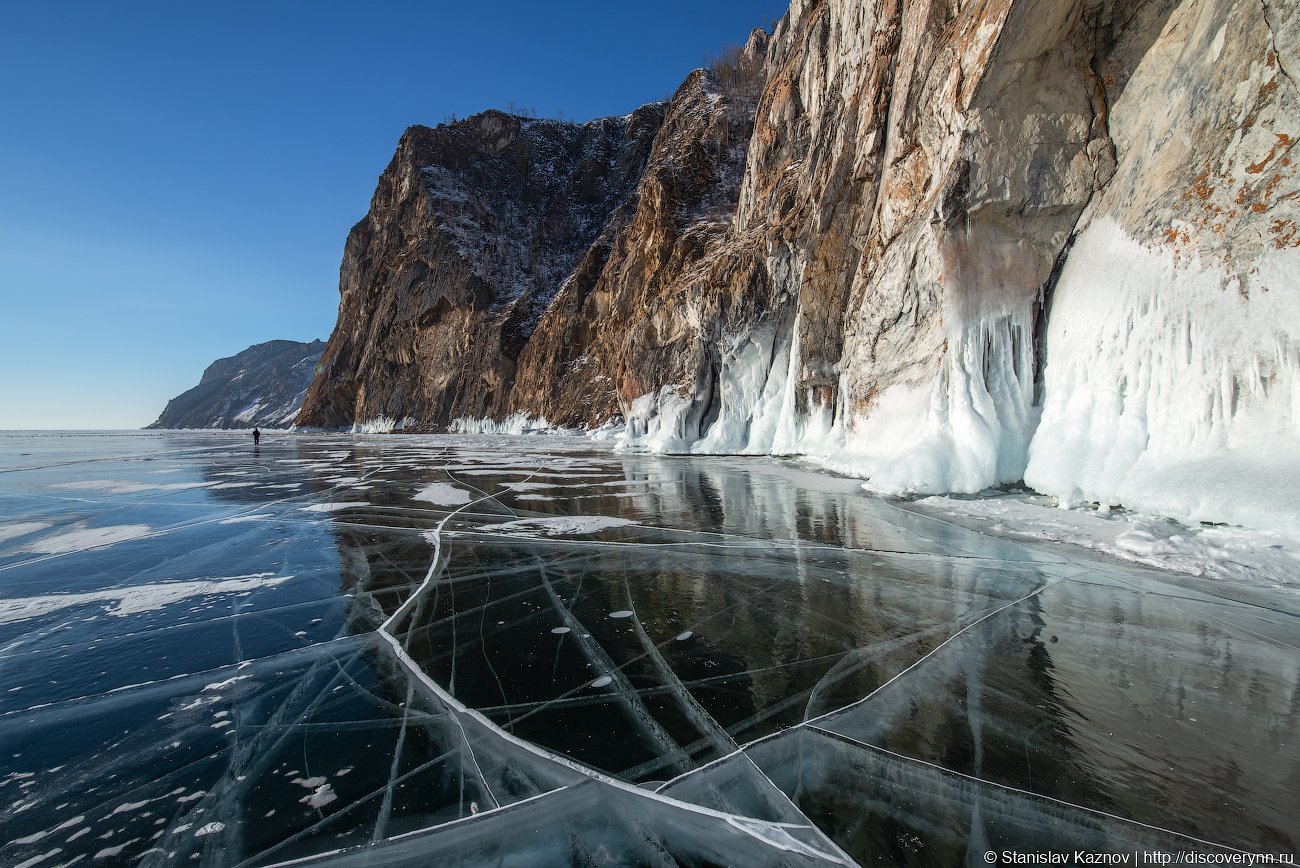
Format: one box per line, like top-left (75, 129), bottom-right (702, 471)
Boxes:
top-left (19, 524), bottom-right (152, 554)
top-left (0, 573), bottom-right (291, 625)
top-left (202, 674), bottom-right (253, 692)
top-left (475, 516), bottom-right (635, 536)
top-left (916, 494), bottom-right (1300, 592)
top-left (54, 480), bottom-right (212, 495)
top-left (14, 850), bottom-right (61, 868)
top-left (109, 799), bottom-right (152, 816)
top-left (218, 513), bottom-right (275, 524)
top-left (413, 482), bottom-right (473, 505)
top-left (298, 502), bottom-right (369, 513)
top-left (94, 841), bottom-right (133, 858)
top-left (298, 783), bottom-right (336, 809)
top-left (0, 521), bottom-right (53, 544)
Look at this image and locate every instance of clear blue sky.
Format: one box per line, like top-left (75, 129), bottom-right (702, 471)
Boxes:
top-left (0, 1), bottom-right (786, 429)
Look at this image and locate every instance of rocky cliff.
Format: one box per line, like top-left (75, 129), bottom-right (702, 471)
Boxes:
top-left (149, 339), bottom-right (325, 429)
top-left (300, 0), bottom-right (1299, 534)
top-left (296, 107), bottom-right (664, 428)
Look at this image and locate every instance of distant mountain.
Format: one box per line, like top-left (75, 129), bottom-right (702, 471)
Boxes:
top-left (148, 339), bottom-right (325, 429)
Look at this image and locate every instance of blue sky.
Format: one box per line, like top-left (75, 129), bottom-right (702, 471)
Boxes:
top-left (0, 1), bottom-right (786, 429)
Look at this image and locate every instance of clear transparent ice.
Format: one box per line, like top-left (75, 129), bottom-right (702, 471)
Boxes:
top-left (0, 431), bottom-right (1295, 866)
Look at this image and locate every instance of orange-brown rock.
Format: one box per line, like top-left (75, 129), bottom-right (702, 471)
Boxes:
top-left (297, 107), bottom-right (663, 428)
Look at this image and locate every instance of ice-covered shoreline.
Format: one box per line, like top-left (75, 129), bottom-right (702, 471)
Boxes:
top-left (113, 424), bottom-right (1300, 587)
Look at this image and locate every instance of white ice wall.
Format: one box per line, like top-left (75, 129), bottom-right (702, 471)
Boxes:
top-left (619, 298), bottom-right (1038, 500)
top-left (450, 412), bottom-right (556, 435)
top-left (827, 308), bottom-right (1038, 495)
top-left (1024, 218), bottom-right (1300, 536)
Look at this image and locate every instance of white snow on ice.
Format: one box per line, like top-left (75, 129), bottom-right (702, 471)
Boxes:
top-left (0, 522), bottom-right (53, 544)
top-left (54, 480), bottom-right (212, 495)
top-left (412, 482), bottom-right (473, 506)
top-left (298, 502), bottom-right (369, 513)
top-left (916, 494), bottom-right (1300, 592)
top-left (0, 573), bottom-right (292, 625)
top-left (474, 516), bottom-right (635, 537)
top-left (19, 524), bottom-right (152, 554)
top-left (298, 783), bottom-right (337, 809)
top-left (218, 513), bottom-right (275, 524)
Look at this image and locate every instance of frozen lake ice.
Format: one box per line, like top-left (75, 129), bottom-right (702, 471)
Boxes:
top-left (0, 431), bottom-right (1296, 866)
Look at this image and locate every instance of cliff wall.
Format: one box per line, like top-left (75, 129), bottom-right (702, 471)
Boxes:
top-left (299, 0), bottom-right (1299, 533)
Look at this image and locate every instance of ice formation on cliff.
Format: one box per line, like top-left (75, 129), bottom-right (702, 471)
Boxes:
top-left (1025, 219), bottom-right (1300, 535)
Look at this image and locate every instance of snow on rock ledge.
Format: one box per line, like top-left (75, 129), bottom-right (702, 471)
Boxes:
top-left (1026, 219), bottom-right (1300, 536)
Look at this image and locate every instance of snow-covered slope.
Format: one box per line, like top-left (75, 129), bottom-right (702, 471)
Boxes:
top-left (148, 339), bottom-right (325, 429)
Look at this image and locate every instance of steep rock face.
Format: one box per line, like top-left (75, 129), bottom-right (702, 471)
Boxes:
top-left (510, 31), bottom-right (770, 429)
top-left (620, 0), bottom-right (1137, 471)
top-left (296, 108), bottom-right (663, 428)
top-left (301, 0), bottom-right (1297, 532)
top-left (598, 0), bottom-right (1297, 531)
top-left (149, 340), bottom-right (325, 429)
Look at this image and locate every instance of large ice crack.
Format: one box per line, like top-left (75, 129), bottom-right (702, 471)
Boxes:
top-left (356, 469), bottom-right (855, 866)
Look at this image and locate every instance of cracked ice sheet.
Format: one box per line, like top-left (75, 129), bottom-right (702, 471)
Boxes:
top-left (391, 528), bottom-right (1069, 782)
top-left (812, 578), bottom-right (1300, 853)
top-left (3, 431), bottom-right (1298, 864)
top-left (0, 637), bottom-right (573, 868)
top-left (268, 777), bottom-right (847, 867)
top-left (689, 726), bottom-right (1243, 866)
top-left (0, 510), bottom-right (356, 711)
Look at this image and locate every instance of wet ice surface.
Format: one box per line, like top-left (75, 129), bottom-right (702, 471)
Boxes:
top-left (0, 431), bottom-right (1296, 867)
